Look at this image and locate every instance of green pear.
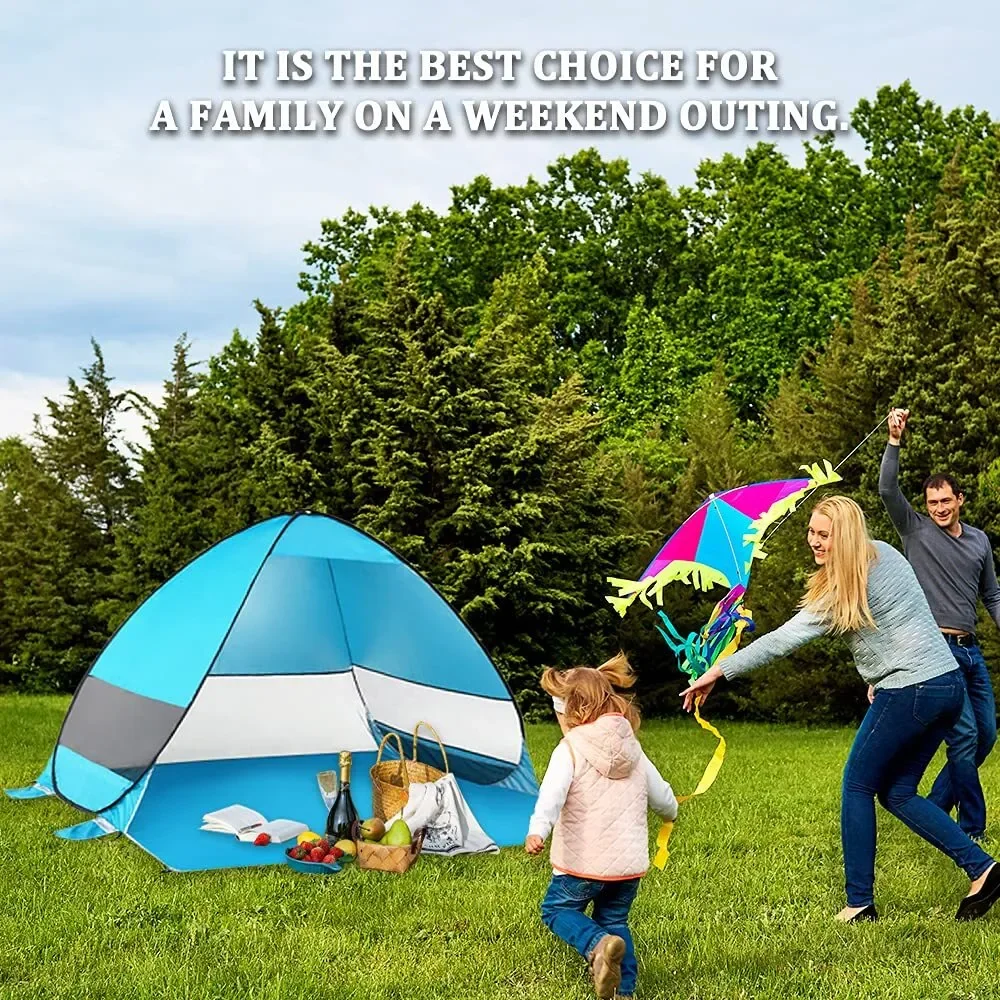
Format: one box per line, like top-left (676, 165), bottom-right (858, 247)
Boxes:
top-left (383, 819), bottom-right (411, 846)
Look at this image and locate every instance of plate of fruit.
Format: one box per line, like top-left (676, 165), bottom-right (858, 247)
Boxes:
top-left (284, 833), bottom-right (355, 874)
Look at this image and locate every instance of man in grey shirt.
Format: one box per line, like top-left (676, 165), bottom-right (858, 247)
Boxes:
top-left (879, 407), bottom-right (1000, 841)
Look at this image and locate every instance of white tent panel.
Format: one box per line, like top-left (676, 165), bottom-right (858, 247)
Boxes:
top-left (353, 666), bottom-right (523, 764)
top-left (158, 674), bottom-right (377, 763)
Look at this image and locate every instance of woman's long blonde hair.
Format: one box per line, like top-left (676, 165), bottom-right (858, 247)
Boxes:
top-left (800, 495), bottom-right (877, 633)
top-left (540, 652), bottom-right (640, 731)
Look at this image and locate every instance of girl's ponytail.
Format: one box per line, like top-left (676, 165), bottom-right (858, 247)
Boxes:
top-left (540, 652), bottom-right (641, 731)
top-left (596, 652), bottom-right (637, 692)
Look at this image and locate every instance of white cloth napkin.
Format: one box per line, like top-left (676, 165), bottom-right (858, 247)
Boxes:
top-left (386, 773), bottom-right (499, 855)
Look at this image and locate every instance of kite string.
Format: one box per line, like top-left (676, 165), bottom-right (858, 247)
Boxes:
top-left (760, 413), bottom-right (889, 546)
top-left (831, 414), bottom-right (890, 474)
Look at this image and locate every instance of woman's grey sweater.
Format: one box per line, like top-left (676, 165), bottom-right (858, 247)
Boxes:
top-left (720, 541), bottom-right (958, 689)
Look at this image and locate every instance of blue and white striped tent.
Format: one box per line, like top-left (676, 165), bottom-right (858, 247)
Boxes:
top-left (6, 513), bottom-right (538, 871)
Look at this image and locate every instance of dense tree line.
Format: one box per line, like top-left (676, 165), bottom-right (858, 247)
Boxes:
top-left (2, 83), bottom-right (999, 722)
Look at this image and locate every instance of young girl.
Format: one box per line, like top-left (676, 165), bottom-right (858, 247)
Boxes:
top-left (525, 653), bottom-right (678, 999)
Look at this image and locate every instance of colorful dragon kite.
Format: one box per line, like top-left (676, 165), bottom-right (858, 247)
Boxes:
top-left (606, 460), bottom-right (842, 866)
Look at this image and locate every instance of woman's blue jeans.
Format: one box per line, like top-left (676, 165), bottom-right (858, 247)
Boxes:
top-left (842, 669), bottom-right (995, 907)
top-left (540, 873), bottom-right (640, 994)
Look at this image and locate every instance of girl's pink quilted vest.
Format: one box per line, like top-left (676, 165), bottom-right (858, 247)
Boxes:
top-left (549, 714), bottom-right (649, 880)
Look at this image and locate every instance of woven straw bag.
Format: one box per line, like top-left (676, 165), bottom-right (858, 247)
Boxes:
top-left (369, 722), bottom-right (451, 821)
top-left (369, 732), bottom-right (409, 821)
top-left (406, 721), bottom-right (450, 785)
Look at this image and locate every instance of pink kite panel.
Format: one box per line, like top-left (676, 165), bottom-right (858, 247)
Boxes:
top-left (717, 479), bottom-right (810, 518)
top-left (644, 503), bottom-right (708, 578)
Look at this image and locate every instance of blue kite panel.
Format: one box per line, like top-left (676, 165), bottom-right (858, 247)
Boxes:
top-left (52, 745), bottom-right (133, 807)
top-left (332, 558), bottom-right (509, 700)
top-left (211, 555), bottom-right (353, 675)
top-left (694, 501), bottom-right (752, 588)
top-left (88, 517), bottom-right (289, 706)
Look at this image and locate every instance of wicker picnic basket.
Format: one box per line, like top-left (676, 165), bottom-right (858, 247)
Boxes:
top-left (351, 820), bottom-right (426, 874)
top-left (369, 722), bottom-right (451, 821)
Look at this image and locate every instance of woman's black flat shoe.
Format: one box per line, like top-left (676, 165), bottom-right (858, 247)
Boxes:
top-left (845, 904), bottom-right (878, 923)
top-left (957, 864), bottom-right (1000, 921)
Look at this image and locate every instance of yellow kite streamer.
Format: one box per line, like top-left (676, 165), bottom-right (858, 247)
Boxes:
top-left (652, 702), bottom-right (727, 868)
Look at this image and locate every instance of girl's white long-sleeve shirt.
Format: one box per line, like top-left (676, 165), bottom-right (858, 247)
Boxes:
top-left (527, 743), bottom-right (679, 841)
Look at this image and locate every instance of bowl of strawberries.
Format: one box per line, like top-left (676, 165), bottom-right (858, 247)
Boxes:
top-left (284, 835), bottom-right (344, 874)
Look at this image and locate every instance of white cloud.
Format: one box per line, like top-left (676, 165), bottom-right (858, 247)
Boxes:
top-left (0, 369), bottom-right (164, 449)
top-left (2, 0), bottom-right (998, 427)
top-left (0, 372), bottom-right (66, 442)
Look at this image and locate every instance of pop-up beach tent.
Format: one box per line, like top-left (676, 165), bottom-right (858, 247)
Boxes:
top-left (6, 513), bottom-right (538, 871)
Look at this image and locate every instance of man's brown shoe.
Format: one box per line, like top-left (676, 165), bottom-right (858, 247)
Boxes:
top-left (589, 934), bottom-right (626, 998)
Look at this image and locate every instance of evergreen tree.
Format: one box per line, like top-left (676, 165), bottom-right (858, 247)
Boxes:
top-left (106, 335), bottom-right (209, 625)
top-left (316, 246), bottom-right (640, 712)
top-left (859, 157), bottom-right (1000, 532)
top-left (33, 340), bottom-right (139, 540)
top-left (0, 439), bottom-right (105, 690)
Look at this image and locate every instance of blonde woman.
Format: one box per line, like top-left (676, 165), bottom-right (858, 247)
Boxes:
top-left (681, 496), bottom-right (999, 923)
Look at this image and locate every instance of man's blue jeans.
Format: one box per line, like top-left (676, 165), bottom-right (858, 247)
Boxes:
top-left (540, 873), bottom-right (640, 995)
top-left (927, 641), bottom-right (998, 838)
top-left (842, 669), bottom-right (995, 907)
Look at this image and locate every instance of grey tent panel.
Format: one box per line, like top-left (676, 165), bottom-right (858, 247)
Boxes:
top-left (59, 676), bottom-right (186, 780)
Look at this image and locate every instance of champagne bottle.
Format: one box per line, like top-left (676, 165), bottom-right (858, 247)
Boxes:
top-left (325, 751), bottom-right (359, 841)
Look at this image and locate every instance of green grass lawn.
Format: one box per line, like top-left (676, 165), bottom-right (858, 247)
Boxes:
top-left (2, 694), bottom-right (998, 1000)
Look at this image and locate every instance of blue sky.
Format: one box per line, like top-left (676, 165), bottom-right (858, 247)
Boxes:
top-left (2, 0), bottom-right (997, 442)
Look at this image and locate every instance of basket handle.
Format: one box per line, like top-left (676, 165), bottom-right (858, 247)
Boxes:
top-left (412, 720), bottom-right (449, 774)
top-left (375, 731), bottom-right (408, 784)
top-left (411, 827), bottom-right (426, 856)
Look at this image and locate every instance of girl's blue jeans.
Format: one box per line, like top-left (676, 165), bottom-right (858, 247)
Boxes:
top-left (842, 669), bottom-right (995, 907)
top-left (541, 873), bottom-right (640, 994)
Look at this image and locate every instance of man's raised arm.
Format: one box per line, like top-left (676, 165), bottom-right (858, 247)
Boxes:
top-left (878, 407), bottom-right (922, 538)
